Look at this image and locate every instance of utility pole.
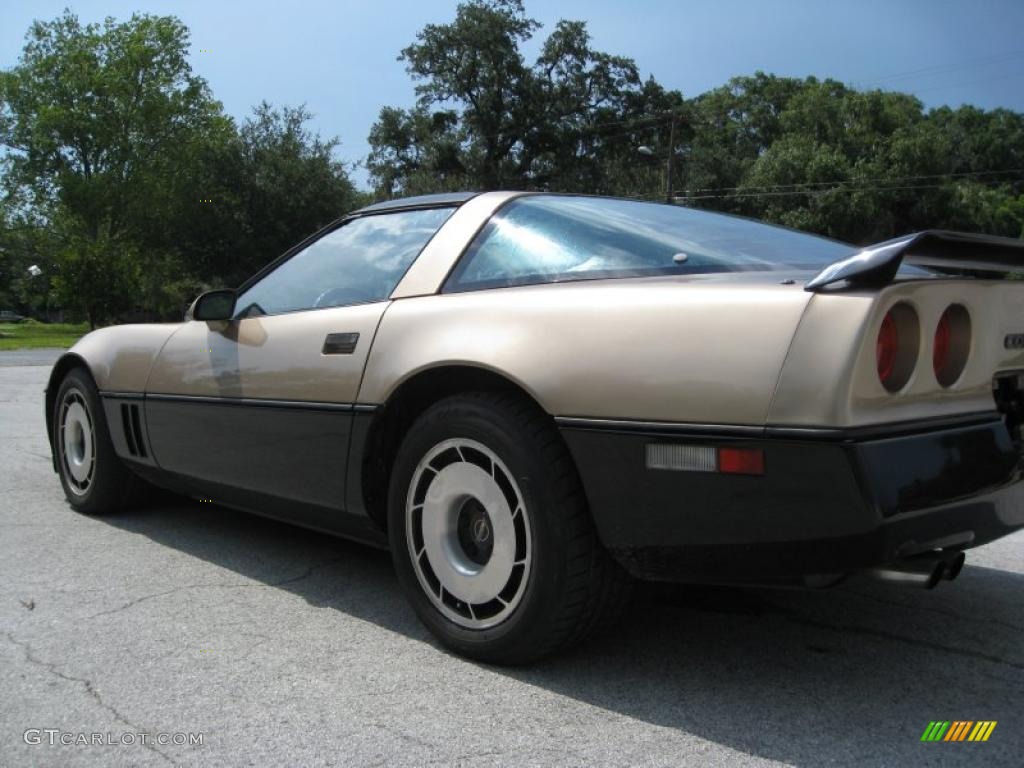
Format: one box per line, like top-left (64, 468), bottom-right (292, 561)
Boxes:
top-left (637, 110), bottom-right (684, 203)
top-left (665, 113), bottom-right (677, 204)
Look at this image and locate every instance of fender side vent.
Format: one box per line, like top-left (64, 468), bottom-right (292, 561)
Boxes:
top-left (121, 403), bottom-right (139, 456)
top-left (129, 404), bottom-right (147, 458)
top-left (120, 403), bottom-right (147, 458)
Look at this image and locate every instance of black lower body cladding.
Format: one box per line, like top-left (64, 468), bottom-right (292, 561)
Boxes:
top-left (558, 414), bottom-right (1024, 584)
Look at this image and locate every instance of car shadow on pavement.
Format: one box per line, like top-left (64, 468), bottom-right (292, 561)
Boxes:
top-left (103, 497), bottom-right (1024, 767)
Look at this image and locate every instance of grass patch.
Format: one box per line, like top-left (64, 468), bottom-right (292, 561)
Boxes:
top-left (0, 321), bottom-right (90, 350)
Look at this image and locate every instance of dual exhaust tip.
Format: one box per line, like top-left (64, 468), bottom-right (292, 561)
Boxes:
top-left (866, 551), bottom-right (965, 589)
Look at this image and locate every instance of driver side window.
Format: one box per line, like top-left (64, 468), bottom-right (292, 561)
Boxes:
top-left (235, 207), bottom-right (454, 316)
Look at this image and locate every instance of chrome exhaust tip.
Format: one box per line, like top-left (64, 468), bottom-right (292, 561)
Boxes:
top-left (939, 551), bottom-right (965, 581)
top-left (864, 551), bottom-right (966, 589)
top-left (866, 560), bottom-right (943, 589)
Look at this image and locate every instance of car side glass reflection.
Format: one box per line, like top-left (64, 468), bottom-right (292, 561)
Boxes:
top-left (236, 302), bottom-right (266, 319)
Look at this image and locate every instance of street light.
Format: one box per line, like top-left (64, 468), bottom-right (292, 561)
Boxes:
top-left (26, 265), bottom-right (50, 320)
top-left (635, 112), bottom-right (681, 204)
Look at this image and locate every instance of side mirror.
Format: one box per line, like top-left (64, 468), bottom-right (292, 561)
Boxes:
top-left (186, 289), bottom-right (237, 322)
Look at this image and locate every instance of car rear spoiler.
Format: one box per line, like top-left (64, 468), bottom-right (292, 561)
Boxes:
top-left (804, 230), bottom-right (1024, 291)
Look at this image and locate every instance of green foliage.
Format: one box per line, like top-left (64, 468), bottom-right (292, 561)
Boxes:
top-left (0, 10), bottom-right (220, 324)
top-left (51, 225), bottom-right (140, 327)
top-left (697, 76), bottom-right (1024, 243)
top-left (0, 201), bottom-right (60, 318)
top-left (371, 5), bottom-right (1024, 245)
top-left (184, 102), bottom-right (361, 287)
top-left (3, 2), bottom-right (1023, 333)
top-left (0, 10), bottom-right (360, 325)
top-left (0, 321), bottom-right (89, 350)
top-left (368, 0), bottom-right (682, 195)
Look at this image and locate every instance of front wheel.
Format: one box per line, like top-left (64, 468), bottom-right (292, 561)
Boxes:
top-left (53, 367), bottom-right (148, 514)
top-left (388, 392), bottom-right (631, 664)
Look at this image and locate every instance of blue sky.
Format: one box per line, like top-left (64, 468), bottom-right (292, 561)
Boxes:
top-left (3, 0), bottom-right (1024, 189)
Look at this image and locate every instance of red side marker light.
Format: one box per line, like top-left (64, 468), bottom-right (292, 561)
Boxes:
top-left (718, 447), bottom-right (765, 476)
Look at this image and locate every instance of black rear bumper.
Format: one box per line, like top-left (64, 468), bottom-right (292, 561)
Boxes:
top-left (558, 414), bottom-right (1024, 584)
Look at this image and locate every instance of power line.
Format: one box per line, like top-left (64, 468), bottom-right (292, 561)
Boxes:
top-left (553, 58), bottom-right (1024, 139)
top-left (588, 109), bottom-right (684, 130)
top-left (590, 121), bottom-right (669, 141)
top-left (688, 168), bottom-right (1024, 195)
top-left (910, 69), bottom-right (1024, 97)
top-left (675, 177), bottom-right (1024, 202)
top-left (488, 49), bottom-right (1024, 146)
top-left (852, 49), bottom-right (1024, 89)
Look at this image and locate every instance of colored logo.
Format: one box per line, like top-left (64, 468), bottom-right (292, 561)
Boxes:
top-left (921, 721), bottom-right (997, 742)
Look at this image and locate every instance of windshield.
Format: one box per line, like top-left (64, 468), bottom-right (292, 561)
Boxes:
top-left (446, 195), bottom-right (852, 292)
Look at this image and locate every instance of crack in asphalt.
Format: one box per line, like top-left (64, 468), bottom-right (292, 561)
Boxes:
top-left (0, 630), bottom-right (175, 766)
top-left (85, 555), bottom-right (347, 620)
top-left (238, 632), bottom-right (274, 662)
top-left (682, 591), bottom-right (1024, 671)
top-left (843, 586), bottom-right (1024, 633)
top-left (778, 612), bottom-right (1024, 671)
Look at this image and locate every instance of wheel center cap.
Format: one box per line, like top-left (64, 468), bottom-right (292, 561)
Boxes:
top-left (456, 496), bottom-right (494, 567)
top-left (472, 517), bottom-right (491, 543)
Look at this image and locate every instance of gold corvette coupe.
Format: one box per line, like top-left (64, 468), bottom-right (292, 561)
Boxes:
top-left (46, 192), bottom-right (1024, 663)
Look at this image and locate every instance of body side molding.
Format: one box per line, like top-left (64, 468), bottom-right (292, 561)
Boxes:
top-left (555, 412), bottom-right (1002, 442)
top-left (138, 392), bottom-right (379, 412)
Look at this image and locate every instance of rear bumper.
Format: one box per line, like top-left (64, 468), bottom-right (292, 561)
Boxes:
top-left (558, 414), bottom-right (1024, 584)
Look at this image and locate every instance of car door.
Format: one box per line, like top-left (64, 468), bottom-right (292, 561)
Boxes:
top-left (144, 205), bottom-right (456, 534)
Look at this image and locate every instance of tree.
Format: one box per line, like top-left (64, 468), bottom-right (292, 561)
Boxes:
top-left (371, 0), bottom-right (1024, 244)
top-left (1, 11), bottom-right (363, 324)
top-left (184, 102), bottom-right (364, 287)
top-left (0, 10), bottom-right (229, 325)
top-left (0, 201), bottom-right (59, 316)
top-left (682, 74), bottom-right (1024, 243)
top-left (368, 0), bottom-right (680, 196)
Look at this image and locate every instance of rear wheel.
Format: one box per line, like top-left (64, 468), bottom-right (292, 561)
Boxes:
top-left (388, 391), bottom-right (631, 664)
top-left (53, 368), bottom-right (147, 514)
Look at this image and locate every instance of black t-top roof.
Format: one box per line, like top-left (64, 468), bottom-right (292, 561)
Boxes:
top-left (355, 192), bottom-right (479, 214)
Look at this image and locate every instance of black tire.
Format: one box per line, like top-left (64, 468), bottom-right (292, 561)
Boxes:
top-left (387, 391), bottom-right (631, 664)
top-left (52, 367), bottom-right (148, 514)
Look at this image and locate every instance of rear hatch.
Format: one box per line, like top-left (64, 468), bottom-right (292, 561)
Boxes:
top-left (770, 231), bottom-right (1024, 430)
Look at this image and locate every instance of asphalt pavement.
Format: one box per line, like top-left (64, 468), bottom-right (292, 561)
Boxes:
top-left (1, 350), bottom-right (1021, 767)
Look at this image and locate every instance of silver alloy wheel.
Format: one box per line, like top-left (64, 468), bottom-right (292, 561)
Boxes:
top-left (406, 438), bottom-right (532, 629)
top-left (59, 388), bottom-right (96, 496)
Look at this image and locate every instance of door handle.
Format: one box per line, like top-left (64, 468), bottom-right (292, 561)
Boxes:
top-left (322, 332), bottom-right (359, 355)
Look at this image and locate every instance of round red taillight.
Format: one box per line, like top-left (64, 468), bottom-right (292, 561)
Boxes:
top-left (877, 311), bottom-right (898, 385)
top-left (933, 311), bottom-right (951, 378)
top-left (934, 304), bottom-right (971, 388)
top-left (876, 303), bottom-right (920, 392)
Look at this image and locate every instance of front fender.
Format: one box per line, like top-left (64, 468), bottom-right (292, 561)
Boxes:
top-left (44, 324), bottom-right (183, 468)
